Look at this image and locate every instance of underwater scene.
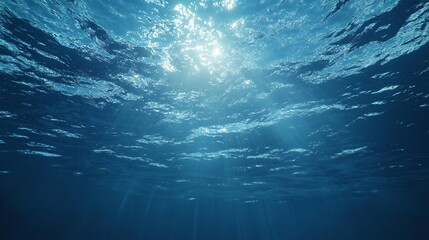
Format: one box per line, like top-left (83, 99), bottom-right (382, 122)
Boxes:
top-left (1, 0), bottom-right (429, 239)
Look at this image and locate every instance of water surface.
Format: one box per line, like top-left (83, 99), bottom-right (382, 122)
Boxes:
top-left (1, 0), bottom-right (429, 239)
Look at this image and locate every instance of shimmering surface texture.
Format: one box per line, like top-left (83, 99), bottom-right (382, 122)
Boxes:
top-left (1, 0), bottom-right (429, 239)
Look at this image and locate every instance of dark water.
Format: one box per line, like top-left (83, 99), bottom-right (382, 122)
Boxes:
top-left (1, 0), bottom-right (429, 239)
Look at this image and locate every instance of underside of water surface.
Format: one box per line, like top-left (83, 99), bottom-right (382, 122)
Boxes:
top-left (1, 0), bottom-right (429, 239)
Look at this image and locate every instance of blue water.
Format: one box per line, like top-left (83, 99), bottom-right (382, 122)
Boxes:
top-left (1, 0), bottom-right (429, 239)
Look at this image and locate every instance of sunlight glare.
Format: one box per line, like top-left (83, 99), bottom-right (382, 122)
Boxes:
top-left (222, 0), bottom-right (237, 11)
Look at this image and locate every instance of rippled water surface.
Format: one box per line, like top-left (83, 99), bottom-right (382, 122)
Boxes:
top-left (1, 0), bottom-right (429, 239)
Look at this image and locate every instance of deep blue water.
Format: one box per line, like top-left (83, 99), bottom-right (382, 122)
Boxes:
top-left (1, 0), bottom-right (429, 239)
